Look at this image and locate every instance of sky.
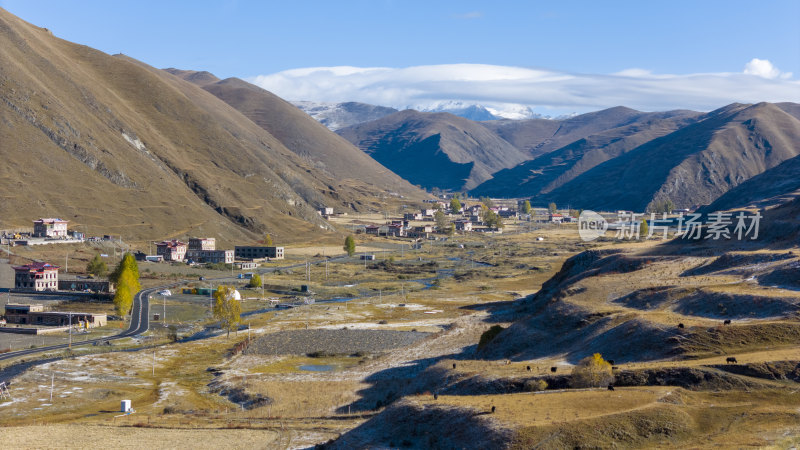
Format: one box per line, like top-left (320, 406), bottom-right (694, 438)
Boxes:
top-left (2, 0), bottom-right (799, 115)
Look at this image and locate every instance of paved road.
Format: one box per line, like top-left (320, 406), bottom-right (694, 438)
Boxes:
top-left (0, 283), bottom-right (179, 362)
top-left (0, 256), bottom-right (349, 362)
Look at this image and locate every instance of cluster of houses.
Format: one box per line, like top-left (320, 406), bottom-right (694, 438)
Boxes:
top-left (353, 203), bottom-right (524, 238)
top-left (143, 237), bottom-right (284, 265)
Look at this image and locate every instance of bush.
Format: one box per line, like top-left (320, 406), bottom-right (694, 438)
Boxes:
top-left (571, 353), bottom-right (614, 388)
top-left (523, 379), bottom-right (548, 392)
top-left (477, 325), bottom-right (505, 350)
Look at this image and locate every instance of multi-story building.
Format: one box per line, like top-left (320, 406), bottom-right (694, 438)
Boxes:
top-left (33, 218), bottom-right (68, 237)
top-left (188, 237), bottom-right (216, 251)
top-left (13, 262), bottom-right (59, 291)
top-left (186, 249), bottom-right (234, 264)
top-left (234, 246), bottom-right (284, 260)
top-left (156, 240), bottom-right (187, 261)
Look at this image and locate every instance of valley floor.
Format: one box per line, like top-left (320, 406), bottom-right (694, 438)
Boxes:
top-left (2, 217), bottom-right (800, 448)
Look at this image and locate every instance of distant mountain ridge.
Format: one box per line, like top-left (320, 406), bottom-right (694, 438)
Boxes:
top-left (337, 110), bottom-right (530, 190)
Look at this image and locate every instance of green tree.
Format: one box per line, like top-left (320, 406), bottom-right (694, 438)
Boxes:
top-left (639, 217), bottom-right (649, 238)
top-left (248, 273), bottom-right (262, 288)
top-left (343, 235), bottom-right (356, 257)
top-left (434, 210), bottom-right (449, 231)
top-left (264, 233), bottom-right (273, 246)
top-left (86, 254), bottom-right (107, 277)
top-left (571, 353), bottom-right (614, 388)
top-left (213, 285), bottom-right (242, 338)
top-left (548, 202), bottom-right (558, 215)
top-left (479, 196), bottom-right (494, 209)
top-left (521, 200), bottom-right (532, 215)
top-left (450, 197), bottom-right (462, 213)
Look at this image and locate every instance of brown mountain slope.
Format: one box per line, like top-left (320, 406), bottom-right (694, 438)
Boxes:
top-left (472, 110), bottom-right (701, 198)
top-left (543, 102), bottom-right (800, 211)
top-left (703, 152), bottom-right (800, 211)
top-left (0, 8), bottom-right (396, 244)
top-left (337, 110), bottom-right (529, 190)
top-left (482, 106), bottom-right (696, 158)
top-left (165, 71), bottom-right (421, 197)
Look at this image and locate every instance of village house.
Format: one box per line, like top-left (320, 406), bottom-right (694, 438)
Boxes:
top-left (404, 212), bottom-right (423, 221)
top-left (13, 262), bottom-right (59, 291)
top-left (454, 220), bottom-right (473, 232)
top-left (386, 224), bottom-right (406, 237)
top-left (33, 218), bottom-right (68, 238)
top-left (421, 209), bottom-right (436, 217)
top-left (58, 276), bottom-right (115, 293)
top-left (549, 213), bottom-right (564, 224)
top-left (408, 225), bottom-right (434, 238)
top-left (234, 246), bottom-right (284, 260)
top-left (318, 207), bottom-right (334, 217)
top-left (4, 304), bottom-right (107, 328)
top-left (365, 225), bottom-right (380, 235)
top-left (188, 237), bottom-right (215, 251)
top-left (156, 240), bottom-right (188, 261)
top-left (498, 209), bottom-right (518, 219)
top-left (186, 249), bottom-right (234, 264)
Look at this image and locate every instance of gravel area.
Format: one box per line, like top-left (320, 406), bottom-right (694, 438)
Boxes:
top-left (245, 329), bottom-right (430, 356)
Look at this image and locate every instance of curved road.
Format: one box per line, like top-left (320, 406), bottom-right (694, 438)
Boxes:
top-left (0, 255), bottom-right (349, 362)
top-left (0, 284), bottom-right (179, 362)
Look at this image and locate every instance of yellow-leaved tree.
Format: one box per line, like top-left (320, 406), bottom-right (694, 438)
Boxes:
top-left (213, 285), bottom-right (241, 338)
top-left (110, 253), bottom-right (140, 316)
top-left (571, 353), bottom-right (614, 388)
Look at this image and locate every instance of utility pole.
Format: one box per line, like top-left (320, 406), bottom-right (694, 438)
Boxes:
top-left (152, 350), bottom-right (155, 376)
top-left (50, 372), bottom-right (54, 402)
top-left (68, 312), bottom-right (72, 349)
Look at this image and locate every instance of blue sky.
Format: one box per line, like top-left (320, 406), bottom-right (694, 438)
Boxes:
top-left (2, 1), bottom-right (799, 114)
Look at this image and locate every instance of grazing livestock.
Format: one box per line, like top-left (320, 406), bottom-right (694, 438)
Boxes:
top-left (550, 367), bottom-right (557, 373)
top-left (452, 363), bottom-right (457, 369)
top-left (678, 323), bottom-right (685, 329)
top-left (723, 319), bottom-right (731, 325)
top-left (726, 357), bottom-right (738, 364)
top-left (491, 406), bottom-right (496, 414)
top-left (608, 385), bottom-right (615, 391)
top-left (611, 366), bottom-right (619, 371)
top-left (434, 393), bottom-right (438, 400)
top-left (526, 365), bottom-right (531, 372)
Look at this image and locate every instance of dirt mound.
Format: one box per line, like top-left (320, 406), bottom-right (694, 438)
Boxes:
top-left (679, 323), bottom-right (800, 356)
top-left (757, 260), bottom-right (800, 289)
top-left (682, 252), bottom-right (796, 277)
top-left (673, 291), bottom-right (798, 319)
top-left (484, 294), bottom-right (682, 363)
top-left (712, 360), bottom-right (800, 382)
top-left (324, 399), bottom-right (512, 449)
top-left (511, 405), bottom-right (693, 449)
top-left (614, 367), bottom-right (765, 391)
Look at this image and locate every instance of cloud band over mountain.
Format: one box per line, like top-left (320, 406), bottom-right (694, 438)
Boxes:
top-left (250, 59), bottom-right (800, 115)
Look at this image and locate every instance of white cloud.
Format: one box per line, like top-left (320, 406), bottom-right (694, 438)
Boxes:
top-left (249, 62), bottom-right (800, 115)
top-left (743, 58), bottom-right (792, 79)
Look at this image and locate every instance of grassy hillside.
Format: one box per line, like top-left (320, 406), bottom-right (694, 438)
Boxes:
top-left (165, 71), bottom-right (423, 199)
top-left (0, 9), bottom-right (413, 245)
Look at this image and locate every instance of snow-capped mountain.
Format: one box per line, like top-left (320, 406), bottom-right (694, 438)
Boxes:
top-left (293, 99), bottom-right (576, 130)
top-left (291, 101), bottom-right (397, 131)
